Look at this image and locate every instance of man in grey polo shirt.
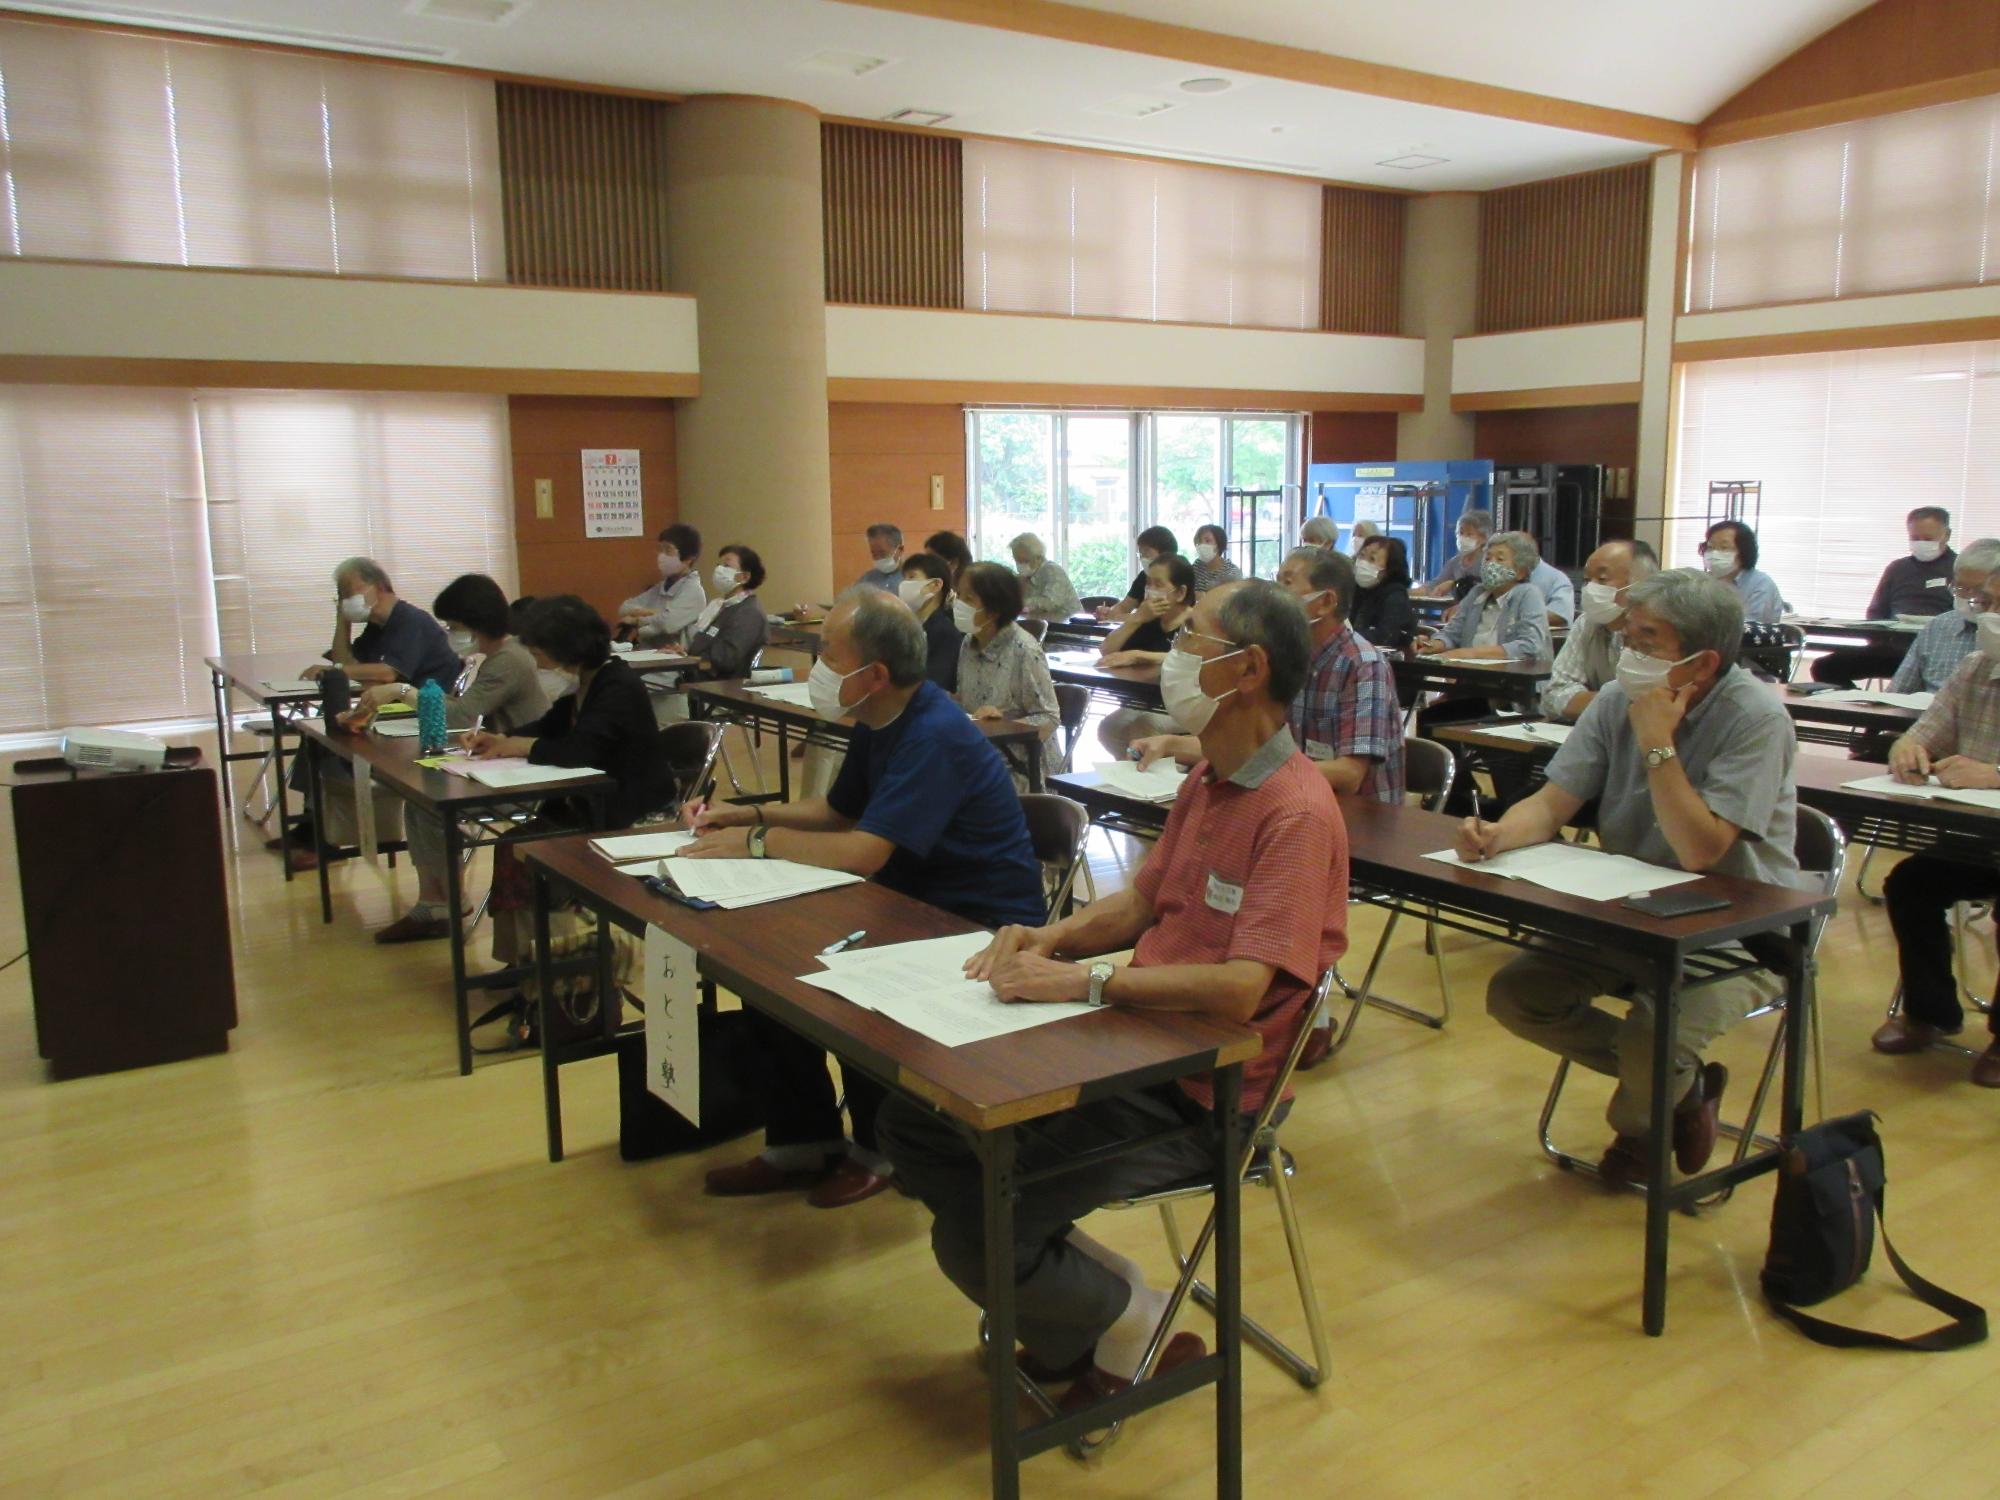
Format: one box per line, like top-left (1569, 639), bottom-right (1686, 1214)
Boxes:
top-left (1459, 569), bottom-right (1800, 1187)
top-left (1540, 537), bottom-right (1660, 720)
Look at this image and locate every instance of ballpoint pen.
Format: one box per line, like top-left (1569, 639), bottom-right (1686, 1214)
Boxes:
top-left (820, 930), bottom-right (867, 956)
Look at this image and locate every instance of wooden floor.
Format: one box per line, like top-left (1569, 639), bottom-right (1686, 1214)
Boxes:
top-left (3, 723), bottom-right (1998, 1500)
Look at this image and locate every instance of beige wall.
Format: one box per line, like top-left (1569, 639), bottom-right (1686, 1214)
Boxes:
top-left (1396, 193), bottom-right (1478, 460)
top-left (1633, 154), bottom-right (1685, 554)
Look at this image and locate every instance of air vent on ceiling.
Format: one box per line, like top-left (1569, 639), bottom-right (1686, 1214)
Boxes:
top-left (1376, 153), bottom-right (1450, 171)
top-left (5, 1), bottom-right (454, 58)
top-left (407, 0), bottom-right (529, 22)
top-left (795, 48), bottom-right (896, 77)
top-left (882, 109), bottom-right (953, 127)
top-left (1084, 95), bottom-right (1179, 120)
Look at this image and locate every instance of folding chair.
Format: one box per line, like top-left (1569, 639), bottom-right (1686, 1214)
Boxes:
top-left (1019, 617), bottom-right (1049, 643)
top-left (715, 648), bottom-right (770, 797)
top-left (1538, 806), bottom-right (1844, 1198)
top-left (1018, 792), bottom-right (1090, 922)
top-left (1000, 967), bottom-right (1337, 1457)
top-left (1078, 596), bottom-right (1117, 612)
top-left (1052, 683), bottom-right (1090, 774)
top-left (1315, 736), bottom-right (1456, 1061)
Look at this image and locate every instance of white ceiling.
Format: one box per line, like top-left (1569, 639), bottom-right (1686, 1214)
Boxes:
top-left (1, 0), bottom-right (1877, 188)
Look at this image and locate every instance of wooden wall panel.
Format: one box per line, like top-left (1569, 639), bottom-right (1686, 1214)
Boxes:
top-left (827, 402), bottom-right (966, 589)
top-left (822, 124), bottom-right (963, 308)
top-left (1476, 162), bottom-right (1649, 334)
top-left (498, 83), bottom-right (671, 291)
top-left (509, 396), bottom-right (677, 620)
top-left (1319, 187), bottom-right (1404, 336)
top-left (1308, 410), bottom-right (1400, 464)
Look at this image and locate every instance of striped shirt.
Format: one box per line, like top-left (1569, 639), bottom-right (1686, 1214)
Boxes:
top-left (1287, 622), bottom-right (1405, 804)
top-left (1907, 649), bottom-right (2000, 765)
top-left (1890, 610), bottom-right (1979, 693)
top-left (1134, 728), bottom-right (1349, 1113)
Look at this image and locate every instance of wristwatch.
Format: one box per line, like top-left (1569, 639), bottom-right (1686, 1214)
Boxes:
top-left (747, 825), bottom-right (769, 859)
top-left (1644, 744), bottom-right (1678, 771)
top-left (1086, 961), bottom-right (1116, 1008)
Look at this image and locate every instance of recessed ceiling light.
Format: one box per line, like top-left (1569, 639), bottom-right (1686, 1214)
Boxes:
top-left (1179, 77), bottom-right (1232, 94)
top-left (882, 109), bottom-right (952, 127)
top-left (405, 0), bottom-right (529, 23)
top-left (1376, 153), bottom-right (1450, 170)
top-left (795, 48), bottom-right (895, 77)
top-left (1085, 95), bottom-right (1178, 120)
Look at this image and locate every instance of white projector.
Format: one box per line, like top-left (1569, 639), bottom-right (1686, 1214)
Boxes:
top-left (59, 726), bottom-right (170, 773)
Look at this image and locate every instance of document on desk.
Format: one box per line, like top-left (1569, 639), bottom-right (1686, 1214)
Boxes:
top-left (658, 856), bottom-right (863, 909)
top-left (1842, 774), bottom-right (2000, 811)
top-left (371, 719), bottom-right (422, 738)
top-left (801, 933), bottom-right (1094, 1046)
top-left (1096, 760), bottom-right (1188, 802)
top-left (1423, 843), bottom-right (1702, 901)
top-left (624, 650), bottom-right (690, 671)
top-left (743, 681), bottom-right (817, 708)
top-left (593, 829), bottom-right (697, 861)
top-left (451, 759), bottom-right (604, 788)
top-left (1807, 689), bottom-right (1935, 710)
top-left (1477, 721), bottom-right (1574, 747)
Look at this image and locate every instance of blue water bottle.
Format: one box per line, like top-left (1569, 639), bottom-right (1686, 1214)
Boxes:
top-left (418, 679), bottom-right (448, 755)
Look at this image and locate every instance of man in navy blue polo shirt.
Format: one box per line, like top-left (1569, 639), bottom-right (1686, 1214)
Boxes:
top-left (684, 586), bottom-right (1044, 1209)
top-left (300, 555), bottom-right (460, 691)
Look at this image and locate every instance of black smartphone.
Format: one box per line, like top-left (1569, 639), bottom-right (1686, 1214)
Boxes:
top-left (1623, 887), bottom-right (1730, 919)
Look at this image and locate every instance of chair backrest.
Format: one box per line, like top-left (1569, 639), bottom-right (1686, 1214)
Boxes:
top-left (1249, 967), bottom-right (1340, 1154)
top-left (1740, 622), bottom-right (1803, 682)
top-left (1792, 804), bottom-right (1847, 953)
top-left (1401, 735), bottom-right (1456, 813)
top-left (647, 720), bottom-right (725, 820)
top-left (1019, 617), bottom-right (1049, 643)
top-left (1052, 683), bottom-right (1090, 770)
top-left (451, 653), bottom-right (484, 698)
top-left (1079, 595), bottom-right (1117, 610)
top-left (1018, 792), bottom-right (1090, 922)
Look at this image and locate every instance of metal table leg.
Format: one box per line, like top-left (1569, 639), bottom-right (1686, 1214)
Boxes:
top-left (1642, 955), bottom-right (1680, 1336)
top-left (1212, 1065), bottom-right (1244, 1500)
top-left (778, 719), bottom-right (792, 802)
top-left (211, 668), bottom-right (234, 811)
top-left (446, 812), bottom-right (472, 1077)
top-left (1779, 921), bottom-right (1810, 1138)
top-left (274, 701), bottom-right (295, 882)
top-left (536, 870), bottom-right (563, 1160)
top-left (979, 1124), bottom-right (1020, 1500)
top-left (306, 740), bottom-right (333, 924)
top-left (1027, 736), bottom-right (1044, 794)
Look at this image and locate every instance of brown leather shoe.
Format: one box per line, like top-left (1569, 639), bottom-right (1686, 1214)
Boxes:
top-left (1971, 1041), bottom-right (2000, 1089)
top-left (1596, 1134), bottom-right (1648, 1189)
top-left (1295, 1024), bottom-right (1334, 1072)
top-left (374, 911), bottom-right (451, 945)
top-left (703, 1154), bottom-right (835, 1197)
top-left (1057, 1331), bottom-right (1206, 1416)
top-left (1872, 1015), bottom-right (1958, 1054)
top-left (1673, 1062), bottom-right (1727, 1175)
top-left (807, 1157), bottom-right (895, 1209)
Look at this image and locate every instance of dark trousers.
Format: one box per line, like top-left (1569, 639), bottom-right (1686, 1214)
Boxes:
top-left (1811, 645), bottom-right (1912, 688)
top-left (1884, 855), bottom-right (2000, 1033)
top-left (754, 1009), bottom-right (887, 1153)
top-left (876, 1084), bottom-right (1216, 1370)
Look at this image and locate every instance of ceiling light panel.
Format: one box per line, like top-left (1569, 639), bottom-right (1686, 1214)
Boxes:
top-left (794, 47), bottom-right (896, 77)
top-left (405, 0), bottom-right (529, 23)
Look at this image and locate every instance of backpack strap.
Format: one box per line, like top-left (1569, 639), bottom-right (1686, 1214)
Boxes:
top-left (1769, 1206), bottom-right (1987, 1352)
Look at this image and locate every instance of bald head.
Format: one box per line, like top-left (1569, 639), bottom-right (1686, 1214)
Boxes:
top-left (823, 585), bottom-right (926, 687)
top-left (1584, 538), bottom-right (1658, 590)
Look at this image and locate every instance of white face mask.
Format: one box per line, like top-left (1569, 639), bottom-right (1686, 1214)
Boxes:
top-left (1353, 559), bottom-right (1382, 590)
top-left (1579, 580), bottom-right (1624, 629)
top-left (712, 564), bottom-right (743, 594)
top-left (447, 628), bottom-right (476, 656)
top-left (537, 667), bottom-right (573, 699)
top-left (1159, 640), bottom-right (1243, 735)
top-left (1703, 547), bottom-right (1737, 577)
top-left (872, 553), bottom-right (901, 575)
top-left (808, 655), bottom-right (872, 718)
top-left (1910, 539), bottom-right (1946, 564)
top-left (1137, 551), bottom-right (1158, 569)
top-left (1457, 533), bottom-right (1480, 555)
top-left (951, 597), bottom-right (980, 634)
top-left (1144, 587), bottom-right (1173, 606)
top-left (340, 591), bottom-right (373, 623)
top-left (1195, 542), bottom-right (1219, 563)
top-left (898, 578), bottom-right (936, 611)
top-left (1015, 562), bottom-right (1036, 578)
top-left (1615, 645), bottom-right (1699, 698)
top-left (1953, 590), bottom-right (1986, 618)
top-left (1980, 611), bottom-right (2000, 662)
top-left (658, 552), bottom-right (683, 580)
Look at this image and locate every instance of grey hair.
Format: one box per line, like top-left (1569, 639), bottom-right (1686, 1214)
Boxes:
top-left (1212, 579), bottom-right (1313, 706)
top-left (865, 522), bottom-right (904, 549)
top-left (1623, 567), bottom-right (1744, 671)
top-left (1285, 544), bottom-right (1355, 622)
top-left (1955, 538), bottom-right (2000, 576)
top-left (1008, 532), bottom-right (1046, 564)
top-left (1300, 516), bottom-right (1338, 548)
top-left (1458, 508), bottom-right (1495, 537)
top-left (334, 556), bottom-right (392, 591)
top-left (1489, 530), bottom-right (1540, 573)
top-left (837, 584), bottom-right (928, 687)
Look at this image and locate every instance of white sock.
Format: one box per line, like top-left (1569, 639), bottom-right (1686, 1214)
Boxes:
top-left (405, 900), bottom-right (441, 921)
top-left (1065, 1227), bottom-right (1144, 1288)
top-left (1094, 1279), bottom-right (1171, 1381)
top-left (848, 1143), bottom-right (894, 1176)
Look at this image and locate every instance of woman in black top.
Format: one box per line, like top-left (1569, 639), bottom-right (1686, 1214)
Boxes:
top-left (1351, 534), bottom-right (1418, 652)
top-left (900, 551), bottom-right (961, 690)
top-left (1096, 525), bottom-right (1179, 623)
top-left (1099, 552), bottom-right (1195, 665)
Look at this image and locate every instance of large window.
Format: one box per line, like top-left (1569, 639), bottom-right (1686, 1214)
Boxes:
top-left (0, 16), bottom-right (505, 280)
top-left (0, 386), bottom-right (514, 736)
top-left (968, 409), bottom-right (1302, 597)
top-left (1686, 95), bottom-right (2000, 312)
top-left (963, 139), bottom-right (1321, 329)
top-left (1671, 342), bottom-right (2000, 618)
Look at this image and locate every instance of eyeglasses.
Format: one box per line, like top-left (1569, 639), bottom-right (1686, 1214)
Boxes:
top-left (1170, 626), bottom-right (1242, 654)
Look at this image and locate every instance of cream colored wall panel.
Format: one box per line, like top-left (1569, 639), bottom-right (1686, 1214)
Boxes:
top-left (1451, 319), bottom-right (1643, 393)
top-left (1675, 285), bottom-right (2000, 347)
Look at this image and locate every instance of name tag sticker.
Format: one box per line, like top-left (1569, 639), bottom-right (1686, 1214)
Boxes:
top-left (1205, 872), bottom-right (1245, 915)
top-left (1304, 739), bottom-right (1336, 761)
top-left (1926, 576), bottom-right (1948, 588)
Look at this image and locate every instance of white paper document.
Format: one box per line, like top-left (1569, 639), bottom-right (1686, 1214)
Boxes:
top-left (259, 679), bottom-right (323, 696)
top-left (623, 650), bottom-right (689, 670)
top-left (453, 760), bottom-right (604, 788)
top-left (1806, 689), bottom-right (1934, 710)
top-left (1097, 761), bottom-right (1188, 802)
top-left (1842, 774), bottom-right (2000, 811)
top-left (799, 933), bottom-right (1094, 1046)
top-left (1423, 843), bottom-right (1703, 901)
top-left (371, 719), bottom-right (423, 738)
top-left (593, 829), bottom-right (697, 861)
top-left (1477, 721), bottom-right (1573, 747)
top-left (659, 855), bottom-right (863, 908)
top-left (744, 681), bottom-right (817, 708)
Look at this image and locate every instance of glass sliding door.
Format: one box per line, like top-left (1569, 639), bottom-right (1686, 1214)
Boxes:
top-left (970, 411), bottom-right (1055, 563)
top-left (1149, 413), bottom-right (1223, 551)
top-left (1226, 416), bottom-right (1293, 581)
top-left (1061, 414), bottom-right (1136, 600)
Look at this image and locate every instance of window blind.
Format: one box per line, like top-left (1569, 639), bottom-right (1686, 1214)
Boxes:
top-left (963, 139), bottom-right (1320, 329)
top-left (1671, 342), bottom-right (2000, 618)
top-left (0, 16), bottom-right (505, 279)
top-left (1687, 94), bottom-right (2000, 312)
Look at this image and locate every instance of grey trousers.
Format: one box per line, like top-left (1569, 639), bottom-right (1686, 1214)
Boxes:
top-left (876, 1084), bottom-right (1216, 1371)
top-left (1487, 946), bottom-right (1780, 1137)
top-left (405, 806), bottom-right (448, 888)
top-left (315, 776), bottom-right (405, 847)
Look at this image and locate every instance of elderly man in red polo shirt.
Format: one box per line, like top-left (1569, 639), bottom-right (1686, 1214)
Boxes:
top-left (878, 579), bottom-right (1350, 1411)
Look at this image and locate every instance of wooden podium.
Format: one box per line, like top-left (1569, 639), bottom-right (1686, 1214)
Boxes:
top-left (10, 754), bottom-right (237, 1079)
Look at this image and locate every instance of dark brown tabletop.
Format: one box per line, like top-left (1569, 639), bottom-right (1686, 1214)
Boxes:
top-left (1774, 681), bottom-right (1922, 733)
top-left (294, 718), bottom-right (617, 812)
top-left (526, 834), bottom-right (1259, 1130)
top-left (1045, 650), bottom-right (1165, 709)
top-left (1427, 717), bottom-right (1569, 757)
top-left (1793, 750), bottom-right (2000, 864)
top-left (205, 652), bottom-right (338, 701)
top-left (687, 678), bottom-right (1045, 753)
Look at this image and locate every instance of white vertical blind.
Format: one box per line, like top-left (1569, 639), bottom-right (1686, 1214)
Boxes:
top-left (1671, 342), bottom-right (2000, 618)
top-left (964, 139), bottom-right (1320, 329)
top-left (0, 386), bottom-right (513, 735)
top-left (1687, 94), bottom-right (2000, 312)
top-left (0, 16), bottom-right (504, 279)
top-left (0, 387), bottom-right (214, 732)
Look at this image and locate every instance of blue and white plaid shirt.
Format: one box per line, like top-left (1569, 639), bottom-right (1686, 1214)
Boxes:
top-left (1890, 610), bottom-right (1979, 693)
top-left (1287, 622), bottom-right (1405, 804)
